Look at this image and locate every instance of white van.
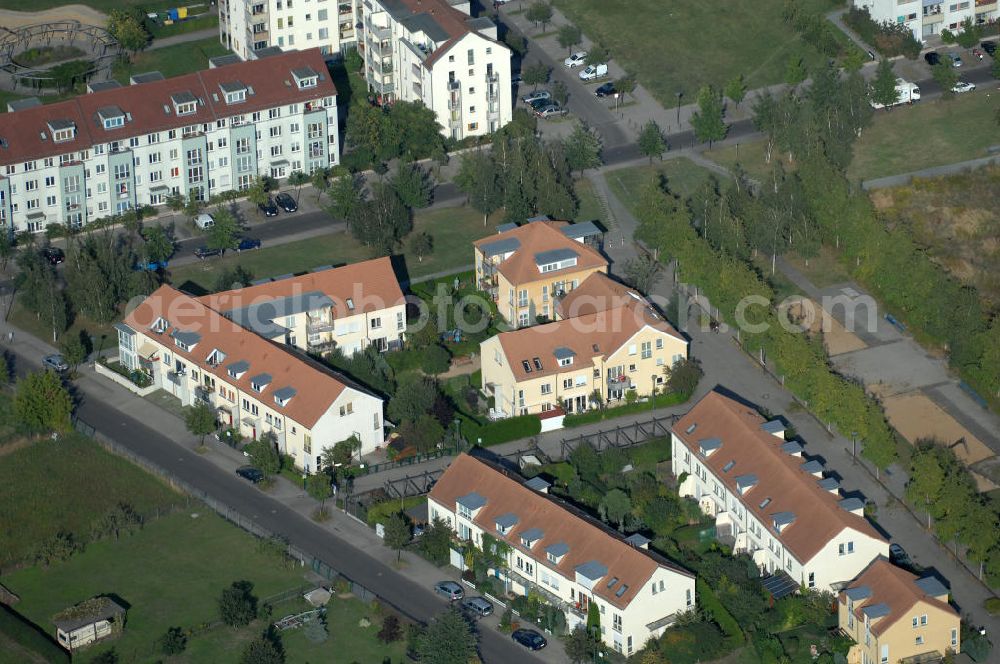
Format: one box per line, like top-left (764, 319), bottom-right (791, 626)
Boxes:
top-left (194, 213), bottom-right (215, 230)
top-left (579, 63), bottom-right (608, 81)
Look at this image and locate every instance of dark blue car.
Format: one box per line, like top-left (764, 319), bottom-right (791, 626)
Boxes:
top-left (511, 629), bottom-right (546, 651)
top-left (134, 259), bottom-right (168, 271)
top-left (237, 237), bottom-right (261, 252)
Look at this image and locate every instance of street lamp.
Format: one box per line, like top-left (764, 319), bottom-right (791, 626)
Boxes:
top-left (851, 431), bottom-right (858, 460)
top-left (453, 417), bottom-right (462, 453)
top-left (675, 91), bottom-right (683, 127)
top-left (651, 375), bottom-right (658, 413)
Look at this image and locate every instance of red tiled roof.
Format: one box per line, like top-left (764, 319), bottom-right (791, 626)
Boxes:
top-left (673, 391), bottom-right (887, 563)
top-left (557, 272), bottom-right (650, 319)
top-left (474, 220), bottom-right (608, 286)
top-left (0, 48), bottom-right (336, 166)
top-left (428, 454), bottom-right (693, 610)
top-left (839, 558), bottom-right (957, 636)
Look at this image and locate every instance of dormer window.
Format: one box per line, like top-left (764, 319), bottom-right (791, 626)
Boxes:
top-left (250, 373), bottom-right (272, 392)
top-left (273, 386), bottom-right (296, 407)
top-left (227, 360), bottom-right (250, 379)
top-left (48, 120), bottom-right (76, 143)
top-left (292, 66), bottom-right (319, 89)
top-left (545, 542), bottom-right (568, 563)
top-left (171, 92), bottom-right (198, 116)
top-left (554, 347), bottom-right (575, 367)
top-left (220, 81), bottom-right (247, 104)
top-left (558, 357), bottom-right (573, 367)
top-left (171, 330), bottom-right (200, 352)
top-left (495, 513), bottom-right (518, 536)
top-left (151, 317), bottom-right (169, 333)
top-left (206, 349), bottom-right (227, 366)
top-left (97, 106), bottom-right (126, 130)
top-left (520, 527), bottom-right (543, 548)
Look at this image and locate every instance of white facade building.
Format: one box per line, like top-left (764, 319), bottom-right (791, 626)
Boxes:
top-left (428, 454), bottom-right (696, 656)
top-left (361, 0), bottom-right (512, 139)
top-left (219, 0), bottom-right (360, 60)
top-left (0, 49), bottom-right (337, 234)
top-left (671, 390), bottom-right (889, 592)
top-left (852, 0), bottom-right (998, 40)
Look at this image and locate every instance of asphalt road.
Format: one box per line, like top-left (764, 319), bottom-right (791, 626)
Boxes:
top-left (6, 349), bottom-right (541, 664)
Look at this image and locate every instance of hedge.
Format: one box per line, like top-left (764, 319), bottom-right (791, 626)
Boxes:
top-left (563, 390), bottom-right (689, 427)
top-left (0, 604), bottom-right (69, 663)
top-left (696, 577), bottom-right (743, 643)
top-left (463, 413), bottom-right (541, 447)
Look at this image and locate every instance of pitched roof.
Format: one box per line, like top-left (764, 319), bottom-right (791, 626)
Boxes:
top-left (495, 305), bottom-right (684, 382)
top-left (557, 272), bottom-right (650, 319)
top-left (0, 48), bottom-right (335, 166)
top-left (196, 257), bottom-right (405, 327)
top-left (380, 0), bottom-right (503, 69)
top-left (123, 285), bottom-right (365, 427)
top-left (673, 390), bottom-right (886, 563)
top-left (839, 558), bottom-right (957, 636)
top-left (428, 454), bottom-right (693, 610)
top-left (473, 221), bottom-right (608, 286)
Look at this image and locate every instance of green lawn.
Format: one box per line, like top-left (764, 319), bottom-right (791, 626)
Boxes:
top-left (170, 206), bottom-right (495, 294)
top-left (574, 177), bottom-right (605, 224)
top-left (8, 299), bottom-right (116, 352)
top-left (4, 510), bottom-right (406, 663)
top-left (702, 139), bottom-right (798, 185)
top-left (849, 92), bottom-right (1000, 181)
top-left (0, 433), bottom-right (184, 570)
top-left (605, 158), bottom-right (716, 212)
top-left (552, 0), bottom-right (841, 108)
top-left (784, 246), bottom-right (852, 288)
top-left (113, 37), bottom-right (229, 84)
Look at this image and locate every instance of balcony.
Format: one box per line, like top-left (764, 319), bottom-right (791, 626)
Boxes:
top-left (448, 80), bottom-right (460, 91)
top-left (307, 319), bottom-right (335, 334)
top-left (366, 22), bottom-right (391, 41)
top-left (486, 72), bottom-right (499, 83)
top-left (194, 385), bottom-right (214, 404)
top-left (339, 3), bottom-right (353, 14)
top-left (607, 374), bottom-right (633, 389)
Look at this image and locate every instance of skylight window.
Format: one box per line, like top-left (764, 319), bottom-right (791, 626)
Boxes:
top-left (522, 360), bottom-right (532, 373)
top-left (759, 497), bottom-right (772, 509)
top-left (615, 584), bottom-right (628, 598)
top-left (532, 357), bottom-right (542, 370)
top-left (722, 460), bottom-right (735, 473)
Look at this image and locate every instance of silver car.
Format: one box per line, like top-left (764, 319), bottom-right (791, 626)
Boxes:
top-left (521, 89), bottom-right (550, 105)
top-left (461, 596), bottom-right (493, 616)
top-left (535, 104), bottom-right (567, 119)
top-left (434, 580), bottom-right (464, 601)
top-left (42, 354), bottom-right (69, 372)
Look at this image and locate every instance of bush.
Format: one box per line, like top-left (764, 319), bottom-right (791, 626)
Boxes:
top-left (843, 7), bottom-right (921, 58)
top-left (159, 626), bottom-right (187, 655)
top-left (986, 597), bottom-right (1000, 615)
top-left (218, 580), bottom-right (258, 627)
top-left (377, 614), bottom-right (402, 643)
top-left (420, 344), bottom-right (451, 375)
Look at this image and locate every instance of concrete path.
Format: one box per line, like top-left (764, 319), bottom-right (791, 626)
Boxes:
top-left (863, 153), bottom-right (1000, 189)
top-left (826, 8), bottom-right (878, 58)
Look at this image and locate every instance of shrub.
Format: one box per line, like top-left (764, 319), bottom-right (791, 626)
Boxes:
top-left (377, 614), bottom-right (402, 643)
top-left (985, 597), bottom-right (1000, 615)
top-left (218, 581), bottom-right (258, 627)
top-left (159, 626), bottom-right (187, 655)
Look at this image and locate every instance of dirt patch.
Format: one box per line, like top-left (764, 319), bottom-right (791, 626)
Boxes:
top-left (0, 5), bottom-right (108, 29)
top-left (784, 298), bottom-right (867, 356)
top-left (0, 437), bottom-right (35, 458)
top-left (882, 392), bottom-right (994, 466)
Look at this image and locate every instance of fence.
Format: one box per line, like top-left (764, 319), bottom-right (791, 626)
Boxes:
top-left (383, 469), bottom-right (442, 499)
top-left (360, 446), bottom-right (457, 476)
top-left (558, 414), bottom-right (677, 460)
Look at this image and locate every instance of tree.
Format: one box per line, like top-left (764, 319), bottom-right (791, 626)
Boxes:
top-left (615, 75), bottom-right (637, 98)
top-left (504, 31), bottom-right (527, 57)
top-left (141, 225), bottom-right (174, 264)
top-left (565, 627), bottom-right (603, 664)
top-left (420, 517), bottom-right (452, 566)
top-left (585, 46), bottom-right (610, 67)
top-left (564, 123), bottom-right (602, 174)
top-left (322, 434), bottom-right (361, 467)
top-left (525, 2), bottom-right (553, 31)
top-left (784, 56), bottom-right (807, 86)
top-left (310, 167), bottom-right (329, 203)
top-left (391, 162), bottom-right (433, 209)
top-left (302, 615), bottom-right (328, 643)
top-left (724, 75), bottom-right (747, 105)
top-left (388, 374), bottom-right (438, 423)
top-left (207, 206), bottom-right (240, 252)
top-left (214, 265), bottom-right (255, 292)
top-left (387, 101), bottom-right (447, 160)
top-left (665, 357), bottom-right (703, 397)
top-left (522, 61), bottom-right (550, 89)
top-left (326, 174), bottom-right (363, 219)
top-left (599, 488), bottom-right (632, 531)
top-left (345, 102), bottom-right (396, 164)
top-left (287, 170), bottom-right (310, 202)
top-left (14, 370), bottom-right (72, 434)
top-left (246, 177), bottom-right (270, 214)
top-left (623, 253), bottom-right (662, 293)
top-left (0, 352), bottom-right (11, 386)
top-left (408, 231), bottom-right (434, 262)
top-left (183, 401), bottom-right (217, 449)
top-left (240, 632), bottom-right (284, 664)
top-left (637, 120), bottom-right (666, 163)
top-left (557, 24), bottom-right (582, 54)
top-left (383, 512), bottom-right (411, 561)
top-left (107, 8), bottom-right (148, 56)
top-left (906, 443), bottom-right (947, 528)
top-left (397, 415), bottom-right (446, 454)
top-left (16, 250), bottom-right (67, 342)
top-left (552, 80), bottom-right (569, 106)
top-left (307, 472), bottom-right (333, 507)
top-left (417, 607), bottom-right (477, 664)
top-left (219, 580), bottom-right (258, 627)
top-left (993, 47), bottom-right (1000, 80)
top-left (159, 626), bottom-right (187, 655)
top-left (421, 344), bottom-right (451, 374)
top-left (183, 190), bottom-right (204, 221)
top-left (60, 334), bottom-right (87, 373)
top-left (955, 17), bottom-right (980, 48)
top-left (348, 184), bottom-right (412, 255)
top-left (690, 85), bottom-right (727, 147)
top-left (871, 59), bottom-right (900, 109)
top-left (245, 432), bottom-right (282, 478)
top-left (932, 61), bottom-right (959, 97)
top-left (455, 152), bottom-right (502, 225)
top-left (378, 614), bottom-right (403, 643)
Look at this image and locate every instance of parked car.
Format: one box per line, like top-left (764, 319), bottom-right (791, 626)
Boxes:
top-left (535, 104), bottom-right (567, 119)
top-left (434, 581), bottom-right (464, 601)
top-left (236, 466), bottom-right (265, 483)
top-left (194, 213), bottom-right (215, 229)
top-left (594, 82), bottom-right (616, 97)
top-left (511, 629), bottom-right (547, 651)
top-left (521, 89), bottom-right (550, 105)
top-left (511, 72), bottom-right (523, 85)
top-left (237, 237), bottom-right (262, 252)
top-left (134, 259), bottom-right (168, 271)
top-left (889, 543), bottom-right (912, 566)
top-left (952, 80), bottom-right (976, 93)
top-left (924, 51), bottom-right (940, 66)
top-left (42, 354), bottom-right (69, 372)
top-left (527, 96), bottom-right (552, 111)
top-left (461, 597), bottom-right (493, 617)
top-left (564, 51), bottom-right (587, 68)
top-left (258, 198), bottom-right (279, 217)
top-left (982, 40), bottom-right (997, 56)
top-left (42, 246), bottom-right (65, 265)
top-left (194, 246), bottom-right (222, 259)
top-left (274, 192), bottom-right (298, 212)
top-left (948, 53), bottom-right (962, 67)
top-left (578, 63), bottom-right (608, 81)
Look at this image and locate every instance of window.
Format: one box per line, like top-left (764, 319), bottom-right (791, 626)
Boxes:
top-left (269, 126), bottom-right (282, 138)
top-left (686, 588), bottom-right (692, 607)
top-left (807, 572), bottom-right (815, 588)
top-left (920, 614), bottom-right (927, 626)
top-left (44, 176), bottom-right (55, 188)
top-left (103, 115), bottom-right (125, 129)
top-left (374, 413), bottom-right (380, 430)
top-left (641, 341), bottom-right (652, 359)
top-left (270, 145), bottom-right (283, 157)
top-left (225, 89), bottom-right (246, 104)
top-left (541, 384), bottom-right (552, 395)
top-left (612, 614), bottom-right (622, 633)
top-left (304, 435), bottom-right (312, 454)
top-left (339, 402), bottom-right (353, 416)
top-left (149, 152), bottom-right (161, 164)
top-left (176, 101), bottom-right (196, 116)
top-left (563, 378), bottom-right (573, 389)
top-left (186, 148), bottom-right (203, 165)
top-left (236, 137), bottom-right (251, 155)
top-left (656, 338), bottom-right (663, 350)
top-left (881, 645), bottom-right (889, 664)
top-left (46, 195), bottom-right (56, 207)
top-left (53, 127), bottom-right (75, 142)
top-left (951, 628), bottom-right (958, 647)
top-left (370, 317), bottom-right (381, 330)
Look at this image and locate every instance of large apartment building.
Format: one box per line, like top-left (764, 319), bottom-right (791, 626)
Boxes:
top-left (197, 257), bottom-right (407, 355)
top-left (671, 390), bottom-right (889, 592)
top-left (0, 49), bottom-right (338, 234)
top-left (480, 303), bottom-right (688, 417)
top-left (428, 454), bottom-right (696, 656)
top-left (116, 285), bottom-right (385, 465)
top-left (360, 0), bottom-right (512, 139)
top-left (839, 558), bottom-right (960, 664)
top-left (852, 0), bottom-right (998, 40)
top-left (219, 0), bottom-right (359, 60)
top-left (474, 219), bottom-right (607, 327)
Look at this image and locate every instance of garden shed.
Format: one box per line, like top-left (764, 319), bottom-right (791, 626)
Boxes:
top-left (52, 596), bottom-right (126, 651)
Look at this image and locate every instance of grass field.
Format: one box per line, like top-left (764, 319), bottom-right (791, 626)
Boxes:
top-left (702, 139), bottom-right (798, 185)
top-left (113, 38), bottom-right (229, 84)
top-left (849, 92), bottom-right (1000, 181)
top-left (574, 177), bottom-right (605, 224)
top-left (605, 157), bottom-right (716, 211)
top-left (170, 206), bottom-right (497, 294)
top-left (0, 433), bottom-right (183, 570)
top-left (784, 246), bottom-right (852, 288)
top-left (551, 0), bottom-right (841, 108)
top-left (8, 300), bottom-right (116, 353)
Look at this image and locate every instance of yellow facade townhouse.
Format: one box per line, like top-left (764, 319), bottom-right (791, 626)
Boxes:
top-left (839, 558), bottom-right (960, 664)
top-left (197, 256), bottom-right (407, 356)
top-left (480, 302), bottom-right (687, 418)
top-left (473, 219), bottom-right (608, 327)
top-left (116, 285), bottom-right (385, 466)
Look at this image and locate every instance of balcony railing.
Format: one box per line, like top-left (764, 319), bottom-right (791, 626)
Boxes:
top-left (307, 319), bottom-right (335, 334)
